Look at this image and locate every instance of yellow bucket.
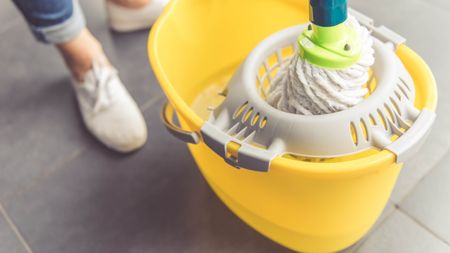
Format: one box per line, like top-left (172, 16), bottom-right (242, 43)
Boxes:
top-left (148, 0), bottom-right (437, 252)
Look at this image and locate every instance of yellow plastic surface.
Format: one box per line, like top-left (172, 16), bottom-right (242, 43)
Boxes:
top-left (148, 0), bottom-right (438, 252)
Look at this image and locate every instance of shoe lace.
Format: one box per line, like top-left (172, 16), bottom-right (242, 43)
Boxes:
top-left (91, 61), bottom-right (117, 113)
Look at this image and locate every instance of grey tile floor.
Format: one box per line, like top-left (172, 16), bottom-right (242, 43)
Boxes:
top-left (0, 0), bottom-right (449, 252)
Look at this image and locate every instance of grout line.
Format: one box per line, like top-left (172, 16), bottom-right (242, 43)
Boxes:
top-left (395, 148), bottom-right (450, 205)
top-left (140, 93), bottom-right (164, 112)
top-left (0, 203), bottom-right (34, 253)
top-left (3, 148), bottom-right (84, 203)
top-left (398, 207), bottom-right (450, 247)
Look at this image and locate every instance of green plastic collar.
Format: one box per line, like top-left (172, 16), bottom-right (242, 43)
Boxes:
top-left (298, 22), bottom-right (362, 69)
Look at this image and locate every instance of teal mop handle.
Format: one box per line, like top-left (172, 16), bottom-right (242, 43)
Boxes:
top-left (309, 0), bottom-right (348, 27)
top-left (299, 0), bottom-right (360, 68)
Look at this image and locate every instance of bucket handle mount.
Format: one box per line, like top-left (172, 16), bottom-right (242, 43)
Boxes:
top-left (161, 101), bottom-right (200, 144)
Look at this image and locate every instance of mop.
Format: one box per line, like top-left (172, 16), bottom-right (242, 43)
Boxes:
top-left (266, 0), bottom-right (375, 115)
top-left (200, 0), bottom-right (434, 161)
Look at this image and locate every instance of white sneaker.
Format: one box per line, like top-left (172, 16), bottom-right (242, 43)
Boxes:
top-left (106, 0), bottom-right (169, 32)
top-left (72, 61), bottom-right (147, 153)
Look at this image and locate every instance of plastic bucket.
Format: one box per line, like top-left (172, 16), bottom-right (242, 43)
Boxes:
top-left (148, 0), bottom-right (437, 252)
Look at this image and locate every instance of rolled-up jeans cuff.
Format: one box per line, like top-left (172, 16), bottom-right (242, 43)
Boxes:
top-left (29, 0), bottom-right (86, 44)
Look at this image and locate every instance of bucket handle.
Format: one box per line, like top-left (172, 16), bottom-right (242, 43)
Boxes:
top-left (161, 101), bottom-right (200, 144)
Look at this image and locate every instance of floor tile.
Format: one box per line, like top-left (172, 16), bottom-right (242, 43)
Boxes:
top-left (350, 0), bottom-right (450, 90)
top-left (2, 99), bottom-right (292, 253)
top-left (0, 24), bottom-right (91, 199)
top-left (419, 0), bottom-right (450, 12)
top-left (400, 152), bottom-right (450, 244)
top-left (0, 43), bottom-right (90, 201)
top-left (0, 2), bottom-right (162, 200)
top-left (356, 210), bottom-right (450, 253)
top-left (0, 205), bottom-right (29, 253)
top-left (0, 1), bottom-right (22, 35)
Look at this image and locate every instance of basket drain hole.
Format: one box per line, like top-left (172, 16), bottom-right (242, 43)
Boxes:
top-left (233, 101), bottom-right (248, 119)
top-left (350, 122), bottom-right (358, 146)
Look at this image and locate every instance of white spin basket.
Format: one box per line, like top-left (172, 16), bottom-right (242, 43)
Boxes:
top-left (200, 19), bottom-right (436, 172)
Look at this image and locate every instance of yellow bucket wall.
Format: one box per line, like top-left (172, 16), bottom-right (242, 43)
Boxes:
top-left (148, 0), bottom-right (437, 252)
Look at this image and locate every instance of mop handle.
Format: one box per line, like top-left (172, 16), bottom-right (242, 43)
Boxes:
top-left (309, 0), bottom-right (348, 27)
top-left (299, 0), bottom-right (360, 68)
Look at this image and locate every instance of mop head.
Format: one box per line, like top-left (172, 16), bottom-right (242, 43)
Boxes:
top-left (266, 16), bottom-right (375, 115)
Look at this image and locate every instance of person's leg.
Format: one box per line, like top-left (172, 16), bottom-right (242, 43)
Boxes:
top-left (56, 28), bottom-right (108, 81)
top-left (12, 0), bottom-right (82, 43)
top-left (109, 0), bottom-right (150, 9)
top-left (12, 0), bottom-right (147, 152)
top-left (12, 0), bottom-right (106, 81)
top-left (105, 0), bottom-right (168, 32)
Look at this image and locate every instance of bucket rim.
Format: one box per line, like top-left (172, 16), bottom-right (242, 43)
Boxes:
top-left (148, 0), bottom-right (437, 176)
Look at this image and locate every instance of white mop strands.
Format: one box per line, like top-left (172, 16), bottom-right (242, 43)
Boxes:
top-left (266, 16), bottom-right (375, 115)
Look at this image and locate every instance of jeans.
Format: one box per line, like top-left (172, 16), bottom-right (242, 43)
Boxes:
top-left (12, 0), bottom-right (86, 44)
